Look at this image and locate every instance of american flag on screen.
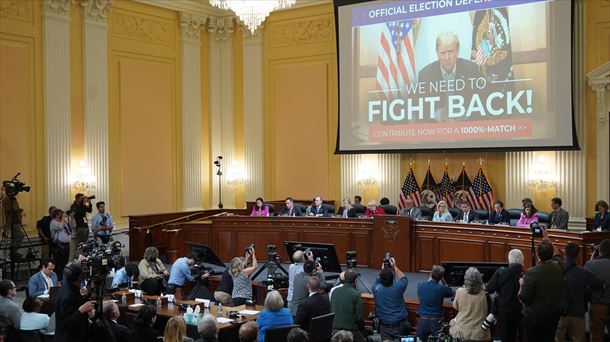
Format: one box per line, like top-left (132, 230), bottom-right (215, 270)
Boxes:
top-left (470, 168), bottom-right (494, 211)
top-left (375, 20), bottom-right (417, 99)
top-left (439, 168), bottom-right (456, 208)
top-left (398, 168), bottom-right (421, 209)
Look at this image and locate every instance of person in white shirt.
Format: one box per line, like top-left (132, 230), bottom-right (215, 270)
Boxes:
top-left (20, 297), bottom-right (50, 332)
top-left (27, 258), bottom-right (58, 298)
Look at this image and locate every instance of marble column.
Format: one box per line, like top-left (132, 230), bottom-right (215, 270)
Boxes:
top-left (587, 63), bottom-right (610, 203)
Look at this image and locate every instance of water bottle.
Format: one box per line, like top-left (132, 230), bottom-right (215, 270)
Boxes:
top-left (121, 293), bottom-right (127, 303)
top-left (156, 297), bottom-right (162, 308)
top-left (217, 303), bottom-right (223, 317)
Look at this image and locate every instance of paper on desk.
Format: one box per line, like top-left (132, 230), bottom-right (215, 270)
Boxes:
top-left (238, 310), bottom-right (260, 315)
top-left (216, 317), bottom-right (233, 323)
top-left (195, 298), bottom-right (210, 307)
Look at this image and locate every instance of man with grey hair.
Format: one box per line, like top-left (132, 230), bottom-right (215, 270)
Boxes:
top-left (295, 276), bottom-right (331, 330)
top-left (238, 321), bottom-right (258, 342)
top-left (102, 300), bottom-right (128, 342)
top-left (288, 248), bottom-right (313, 311)
top-left (486, 249), bottom-right (525, 342)
top-left (416, 265), bottom-right (454, 342)
top-left (195, 314), bottom-right (218, 342)
top-left (331, 330), bottom-right (354, 342)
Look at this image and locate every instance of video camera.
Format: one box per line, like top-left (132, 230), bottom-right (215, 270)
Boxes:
top-left (190, 260), bottom-right (213, 278)
top-left (80, 240), bottom-right (124, 281)
top-left (245, 244), bottom-right (255, 254)
top-left (530, 222), bottom-right (544, 238)
top-left (2, 173), bottom-right (30, 195)
top-left (346, 251), bottom-right (357, 269)
top-left (383, 252), bottom-right (392, 268)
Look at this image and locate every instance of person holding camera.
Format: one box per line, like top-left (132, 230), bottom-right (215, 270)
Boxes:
top-left (70, 193), bottom-right (93, 252)
top-left (91, 201), bottom-right (113, 244)
top-left (416, 265), bottom-right (453, 342)
top-left (167, 252), bottom-right (205, 301)
top-left (50, 209), bottom-right (71, 281)
top-left (230, 247), bottom-right (258, 306)
top-left (139, 247), bottom-right (168, 295)
top-left (449, 267), bottom-right (490, 341)
top-left (291, 259), bottom-right (327, 315)
top-left (288, 249), bottom-right (313, 311)
top-left (584, 239), bottom-right (610, 342)
top-left (372, 256), bottom-right (411, 341)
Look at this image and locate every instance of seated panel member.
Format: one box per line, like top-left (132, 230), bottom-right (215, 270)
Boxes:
top-left (363, 200), bottom-right (385, 218)
top-left (593, 200), bottom-right (610, 231)
top-left (280, 197), bottom-right (303, 217)
top-left (516, 203), bottom-right (538, 227)
top-left (399, 198), bottom-right (422, 219)
top-left (372, 257), bottom-right (410, 341)
top-left (488, 200), bottom-right (510, 225)
top-left (111, 262), bottom-right (140, 289)
top-left (28, 258), bottom-right (58, 298)
top-left (167, 252), bottom-right (207, 301)
top-left (337, 198), bottom-right (357, 218)
top-left (455, 201), bottom-right (478, 223)
top-left (309, 196), bottom-right (332, 217)
top-left (250, 197), bottom-right (270, 216)
top-left (549, 197), bottom-right (569, 230)
top-left (432, 201), bottom-right (453, 222)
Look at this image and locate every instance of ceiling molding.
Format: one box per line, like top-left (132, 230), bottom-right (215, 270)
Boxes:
top-left (132, 0), bottom-right (331, 17)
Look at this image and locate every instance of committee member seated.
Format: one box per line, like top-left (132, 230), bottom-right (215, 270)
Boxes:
top-left (549, 197), bottom-right (569, 230)
top-left (455, 201), bottom-right (478, 223)
top-left (28, 258), bottom-right (58, 298)
top-left (238, 321), bottom-right (258, 342)
top-left (309, 196), bottom-right (332, 217)
top-left (488, 200), bottom-right (510, 225)
top-left (250, 197), bottom-right (270, 216)
top-left (195, 314), bottom-right (218, 342)
top-left (399, 198), bottom-right (422, 219)
top-left (516, 202), bottom-right (538, 227)
top-left (291, 260), bottom-right (327, 315)
top-left (449, 267), bottom-right (490, 341)
top-left (0, 280), bottom-right (22, 329)
top-left (295, 276), bottom-right (331, 330)
top-left (593, 200), bottom-right (610, 231)
top-left (111, 262), bottom-right (140, 289)
top-left (256, 290), bottom-right (294, 342)
top-left (416, 266), bottom-right (453, 342)
top-left (432, 201), bottom-right (453, 222)
top-left (230, 247), bottom-right (257, 306)
top-left (139, 246), bottom-right (168, 295)
top-left (372, 257), bottom-right (410, 341)
top-left (20, 297), bottom-right (50, 332)
top-left (128, 305), bottom-right (162, 342)
top-left (103, 300), bottom-right (129, 342)
top-left (167, 252), bottom-right (206, 301)
top-left (363, 200), bottom-right (385, 218)
top-left (337, 198), bottom-right (357, 218)
top-left (288, 249), bottom-right (312, 311)
top-left (280, 197), bottom-right (303, 216)
top-left (330, 269), bottom-right (364, 342)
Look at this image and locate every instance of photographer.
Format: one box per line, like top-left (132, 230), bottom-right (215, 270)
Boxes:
top-left (1, 188), bottom-right (26, 259)
top-left (372, 256), bottom-right (410, 341)
top-left (230, 247), bottom-right (258, 306)
top-left (36, 206), bottom-right (56, 259)
top-left (111, 262), bottom-right (140, 290)
top-left (416, 265), bottom-right (453, 342)
top-left (50, 209), bottom-right (71, 281)
top-left (288, 249), bottom-right (313, 311)
top-left (70, 193), bottom-right (93, 252)
top-left (138, 247), bottom-right (168, 295)
top-left (291, 259), bottom-right (326, 315)
top-left (584, 239), bottom-right (610, 342)
top-left (91, 201), bottom-right (113, 244)
top-left (167, 252), bottom-right (206, 301)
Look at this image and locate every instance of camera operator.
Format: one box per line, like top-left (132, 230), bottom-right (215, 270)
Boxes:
top-left (291, 259), bottom-right (327, 315)
top-left (139, 247), bottom-right (168, 295)
top-left (167, 252), bottom-right (207, 301)
top-left (54, 263), bottom-right (96, 342)
top-left (111, 262), bottom-right (140, 290)
top-left (1, 188), bottom-right (26, 259)
top-left (70, 193), bottom-right (93, 252)
top-left (287, 249), bottom-right (313, 311)
top-left (372, 256), bottom-right (411, 341)
top-left (36, 206), bottom-right (56, 259)
top-left (91, 201), bottom-right (113, 245)
top-left (584, 239), bottom-right (610, 342)
top-left (50, 209), bottom-right (71, 281)
top-left (230, 247), bottom-right (258, 306)
top-left (416, 265), bottom-right (453, 342)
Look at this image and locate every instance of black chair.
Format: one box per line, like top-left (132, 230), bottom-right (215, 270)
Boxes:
top-left (16, 330), bottom-right (44, 342)
top-left (418, 206), bottom-right (433, 220)
top-left (294, 203), bottom-right (307, 214)
top-left (448, 207), bottom-right (462, 220)
top-left (266, 203), bottom-right (276, 216)
top-left (264, 324), bottom-right (300, 342)
top-left (308, 312), bottom-right (335, 342)
top-left (352, 204), bottom-right (366, 215)
top-left (474, 209), bottom-right (489, 222)
top-left (380, 205), bottom-right (397, 215)
top-left (325, 204), bottom-right (335, 215)
top-left (537, 211), bottom-right (550, 225)
top-left (507, 208), bottom-right (522, 226)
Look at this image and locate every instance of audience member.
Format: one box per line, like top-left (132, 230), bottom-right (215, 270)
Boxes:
top-left (139, 246), bottom-right (168, 295)
top-left (516, 202), bottom-right (538, 227)
top-left (399, 198), bottom-right (422, 219)
top-left (372, 257), bottom-right (410, 340)
top-left (288, 249), bottom-right (310, 311)
top-left (0, 317), bottom-right (9, 342)
top-left (295, 276), bottom-right (331, 330)
top-left (167, 252), bottom-right (202, 301)
top-left (456, 201), bottom-right (478, 223)
top-left (91, 201), bottom-right (114, 243)
top-left (486, 249), bottom-right (524, 342)
top-left (103, 300), bottom-right (129, 342)
top-left (363, 200), bottom-right (385, 218)
top-left (488, 200), bottom-right (510, 225)
top-left (309, 196), bottom-right (331, 217)
top-left (330, 269), bottom-right (364, 342)
top-left (593, 200), bottom-right (609, 231)
top-left (416, 265), bottom-right (453, 342)
top-left (250, 197), bottom-right (270, 216)
top-left (230, 247), bottom-right (257, 306)
top-left (338, 198), bottom-right (357, 218)
top-left (238, 321), bottom-right (258, 342)
top-left (449, 267), bottom-right (490, 341)
top-left (213, 267), bottom-right (234, 305)
top-left (111, 261), bottom-right (140, 289)
top-left (331, 330), bottom-right (354, 342)
top-left (556, 242), bottom-right (605, 342)
top-left (291, 260), bottom-right (326, 314)
top-left (280, 197), bottom-right (303, 216)
top-left (195, 314), bottom-right (218, 342)
top-left (164, 316), bottom-right (192, 342)
top-left (549, 197), bottom-right (569, 230)
top-left (287, 327), bottom-right (310, 342)
top-left (0, 280), bottom-right (22, 329)
top-left (256, 290), bottom-right (294, 342)
top-left (584, 239), bottom-right (610, 342)
top-left (128, 305), bottom-right (161, 342)
top-left (518, 239), bottom-right (564, 341)
top-left (54, 263), bottom-right (95, 341)
top-left (432, 201), bottom-right (453, 222)
top-left (36, 206), bottom-right (56, 259)
top-left (329, 271), bottom-right (345, 301)
top-left (49, 208), bottom-right (70, 281)
top-left (20, 297), bottom-right (50, 332)
top-left (28, 258), bottom-right (58, 298)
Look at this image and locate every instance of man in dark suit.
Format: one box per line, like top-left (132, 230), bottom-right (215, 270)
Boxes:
top-left (488, 200), bottom-right (511, 225)
top-left (280, 197), bottom-right (303, 216)
top-left (54, 263), bottom-right (95, 342)
top-left (399, 198), bottom-right (423, 220)
top-left (455, 201), bottom-right (479, 223)
top-left (103, 300), bottom-right (129, 342)
top-left (309, 196), bottom-right (331, 217)
top-left (417, 31), bottom-right (482, 119)
top-left (295, 276), bottom-right (331, 331)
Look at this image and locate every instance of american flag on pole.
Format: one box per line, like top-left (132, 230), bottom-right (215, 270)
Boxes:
top-left (439, 168), bottom-right (456, 208)
top-left (469, 168), bottom-right (494, 211)
top-left (453, 167), bottom-right (477, 208)
top-left (398, 168), bottom-right (421, 209)
top-left (375, 20), bottom-right (417, 99)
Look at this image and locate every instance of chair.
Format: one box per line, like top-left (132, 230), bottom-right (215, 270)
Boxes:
top-left (325, 204), bottom-right (335, 215)
top-left (418, 206), bottom-right (433, 220)
top-left (266, 203), bottom-right (276, 216)
top-left (474, 209), bottom-right (489, 222)
top-left (308, 312), bottom-right (335, 342)
top-left (352, 204), bottom-right (366, 215)
top-left (294, 203), bottom-right (307, 214)
top-left (537, 211), bottom-right (550, 224)
top-left (507, 208), bottom-right (522, 226)
top-left (264, 324), bottom-right (300, 342)
top-left (380, 205), bottom-right (397, 215)
top-left (16, 330), bottom-right (44, 342)
top-left (448, 207), bottom-right (462, 220)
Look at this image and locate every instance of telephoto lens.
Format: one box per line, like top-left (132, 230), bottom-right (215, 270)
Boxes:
top-left (480, 313), bottom-right (496, 331)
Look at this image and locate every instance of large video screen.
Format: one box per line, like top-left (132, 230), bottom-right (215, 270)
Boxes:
top-left (335, 0), bottom-right (577, 153)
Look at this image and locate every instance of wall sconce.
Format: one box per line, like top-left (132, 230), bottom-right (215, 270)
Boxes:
top-left (356, 158), bottom-right (378, 188)
top-left (529, 156), bottom-right (557, 192)
top-left (226, 162), bottom-right (245, 187)
top-left (70, 160), bottom-right (97, 194)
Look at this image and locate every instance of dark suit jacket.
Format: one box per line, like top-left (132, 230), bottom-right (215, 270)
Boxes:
top-left (310, 205), bottom-right (331, 217)
top-left (110, 320), bottom-right (129, 342)
top-left (455, 210), bottom-right (479, 223)
top-left (593, 212), bottom-right (610, 231)
top-left (54, 282), bottom-right (90, 342)
top-left (280, 206), bottom-right (303, 217)
top-left (295, 292), bottom-right (332, 330)
top-left (337, 207), bottom-right (357, 218)
top-left (128, 326), bottom-right (162, 342)
top-left (488, 210), bottom-right (510, 225)
top-left (399, 207), bottom-right (422, 219)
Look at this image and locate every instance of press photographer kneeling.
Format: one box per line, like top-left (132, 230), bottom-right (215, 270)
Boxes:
top-left (372, 254), bottom-right (411, 341)
top-left (166, 252), bottom-right (210, 301)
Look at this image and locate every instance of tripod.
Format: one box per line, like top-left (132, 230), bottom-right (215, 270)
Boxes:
top-left (0, 192), bottom-right (38, 281)
top-left (252, 254), bottom-right (288, 282)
